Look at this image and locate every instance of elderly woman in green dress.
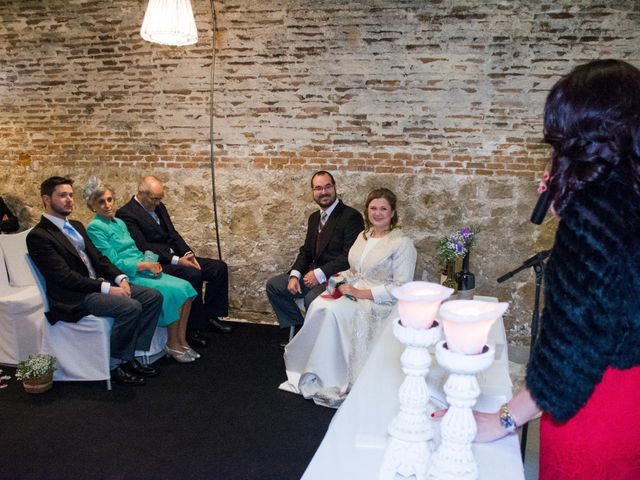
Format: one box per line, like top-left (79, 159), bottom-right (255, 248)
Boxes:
top-left (82, 177), bottom-right (198, 363)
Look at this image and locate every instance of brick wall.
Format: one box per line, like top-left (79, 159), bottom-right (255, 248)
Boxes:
top-left (1, 0), bottom-right (639, 344)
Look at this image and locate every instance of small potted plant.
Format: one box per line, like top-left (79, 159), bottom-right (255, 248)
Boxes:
top-left (15, 354), bottom-right (57, 394)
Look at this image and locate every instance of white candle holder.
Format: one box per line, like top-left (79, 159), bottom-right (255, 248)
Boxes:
top-left (428, 299), bottom-right (508, 480)
top-left (379, 319), bottom-right (442, 480)
top-left (428, 341), bottom-right (494, 480)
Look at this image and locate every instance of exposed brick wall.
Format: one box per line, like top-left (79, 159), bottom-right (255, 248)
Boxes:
top-left (1, 0), bottom-right (639, 344)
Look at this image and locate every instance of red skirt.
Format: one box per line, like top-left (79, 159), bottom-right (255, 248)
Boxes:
top-left (540, 366), bottom-right (640, 480)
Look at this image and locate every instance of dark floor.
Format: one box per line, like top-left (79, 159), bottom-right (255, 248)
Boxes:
top-left (0, 322), bottom-right (335, 480)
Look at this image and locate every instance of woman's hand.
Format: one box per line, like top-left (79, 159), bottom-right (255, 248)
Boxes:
top-left (431, 409), bottom-right (508, 443)
top-left (138, 261), bottom-right (163, 276)
top-left (338, 284), bottom-right (372, 300)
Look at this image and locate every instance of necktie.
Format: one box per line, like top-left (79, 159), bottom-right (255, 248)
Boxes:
top-left (63, 222), bottom-right (97, 279)
top-left (149, 210), bottom-right (161, 225)
top-left (315, 212), bottom-right (328, 257)
top-left (319, 211), bottom-right (328, 232)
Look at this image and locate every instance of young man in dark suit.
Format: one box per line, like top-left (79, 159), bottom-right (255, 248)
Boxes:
top-left (266, 171), bottom-right (364, 332)
top-left (115, 175), bottom-right (231, 347)
top-left (26, 176), bottom-right (163, 386)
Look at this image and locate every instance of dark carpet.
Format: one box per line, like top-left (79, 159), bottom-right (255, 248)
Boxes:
top-left (0, 323), bottom-right (335, 480)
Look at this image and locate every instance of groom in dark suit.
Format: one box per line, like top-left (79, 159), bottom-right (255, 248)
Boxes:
top-left (266, 171), bottom-right (364, 330)
top-left (116, 175), bottom-right (231, 347)
top-left (26, 176), bottom-right (163, 386)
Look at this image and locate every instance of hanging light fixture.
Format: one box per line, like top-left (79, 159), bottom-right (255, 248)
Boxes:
top-left (140, 0), bottom-right (198, 46)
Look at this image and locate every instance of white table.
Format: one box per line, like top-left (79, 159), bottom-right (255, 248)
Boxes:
top-left (302, 296), bottom-right (525, 480)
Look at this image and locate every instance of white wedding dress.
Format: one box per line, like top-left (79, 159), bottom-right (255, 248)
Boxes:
top-left (280, 228), bottom-right (417, 407)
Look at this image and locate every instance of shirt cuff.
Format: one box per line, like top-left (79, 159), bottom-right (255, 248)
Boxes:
top-left (100, 282), bottom-right (111, 294)
top-left (115, 275), bottom-right (128, 286)
top-left (313, 268), bottom-right (327, 284)
top-left (290, 270), bottom-right (301, 279)
top-left (171, 255), bottom-right (179, 265)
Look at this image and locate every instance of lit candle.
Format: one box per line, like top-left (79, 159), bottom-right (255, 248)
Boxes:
top-left (439, 300), bottom-right (508, 354)
top-left (392, 281), bottom-right (454, 329)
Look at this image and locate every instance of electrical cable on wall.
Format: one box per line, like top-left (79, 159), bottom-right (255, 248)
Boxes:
top-left (209, 0), bottom-right (222, 260)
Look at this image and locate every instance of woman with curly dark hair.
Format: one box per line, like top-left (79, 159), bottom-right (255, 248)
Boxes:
top-left (474, 59), bottom-right (640, 478)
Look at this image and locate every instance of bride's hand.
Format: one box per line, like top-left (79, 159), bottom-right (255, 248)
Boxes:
top-left (338, 284), bottom-right (357, 297)
top-left (338, 284), bottom-right (372, 300)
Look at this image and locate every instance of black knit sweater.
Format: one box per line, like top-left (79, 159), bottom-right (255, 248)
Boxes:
top-left (526, 173), bottom-right (640, 423)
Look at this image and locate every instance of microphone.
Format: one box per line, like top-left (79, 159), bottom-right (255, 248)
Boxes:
top-left (530, 189), bottom-right (551, 225)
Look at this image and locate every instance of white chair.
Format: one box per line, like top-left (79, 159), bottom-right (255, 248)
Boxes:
top-left (0, 241), bottom-right (44, 365)
top-left (26, 253), bottom-right (113, 390)
top-left (135, 326), bottom-right (167, 365)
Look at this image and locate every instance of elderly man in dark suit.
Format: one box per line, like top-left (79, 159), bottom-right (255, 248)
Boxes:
top-left (27, 176), bottom-right (163, 386)
top-left (266, 171), bottom-right (364, 334)
top-left (115, 176), bottom-right (231, 347)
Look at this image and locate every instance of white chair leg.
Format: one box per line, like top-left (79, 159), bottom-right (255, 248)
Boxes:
top-left (106, 378), bottom-right (112, 391)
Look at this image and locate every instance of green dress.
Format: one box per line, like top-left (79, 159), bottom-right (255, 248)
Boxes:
top-left (87, 215), bottom-right (197, 327)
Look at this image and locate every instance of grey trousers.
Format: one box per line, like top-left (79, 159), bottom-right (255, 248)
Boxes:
top-left (81, 284), bottom-right (163, 363)
top-left (266, 273), bottom-right (325, 328)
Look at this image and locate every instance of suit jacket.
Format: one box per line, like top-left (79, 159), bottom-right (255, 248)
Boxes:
top-left (291, 200), bottom-right (364, 278)
top-left (115, 197), bottom-right (191, 265)
top-left (0, 196), bottom-right (19, 233)
top-left (26, 216), bottom-right (124, 324)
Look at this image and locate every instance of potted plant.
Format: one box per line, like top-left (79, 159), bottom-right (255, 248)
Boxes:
top-left (15, 354), bottom-right (57, 394)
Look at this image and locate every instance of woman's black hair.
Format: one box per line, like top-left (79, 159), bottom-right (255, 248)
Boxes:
top-left (544, 59), bottom-right (640, 214)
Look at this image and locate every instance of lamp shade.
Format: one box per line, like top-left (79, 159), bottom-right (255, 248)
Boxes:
top-left (392, 281), bottom-right (454, 329)
top-left (140, 0), bottom-right (198, 46)
top-left (439, 299), bottom-right (508, 354)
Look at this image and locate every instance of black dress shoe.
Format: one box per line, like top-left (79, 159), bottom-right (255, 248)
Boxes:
top-left (209, 317), bottom-right (233, 333)
top-left (187, 330), bottom-right (208, 348)
top-left (124, 359), bottom-right (160, 378)
top-left (111, 366), bottom-right (145, 386)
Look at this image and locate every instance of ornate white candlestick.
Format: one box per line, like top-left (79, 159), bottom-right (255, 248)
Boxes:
top-left (380, 282), bottom-right (453, 480)
top-left (379, 319), bottom-right (441, 480)
top-left (428, 342), bottom-right (494, 480)
top-left (428, 300), bottom-right (508, 480)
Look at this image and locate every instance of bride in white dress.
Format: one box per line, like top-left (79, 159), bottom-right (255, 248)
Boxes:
top-left (281, 188), bottom-right (417, 407)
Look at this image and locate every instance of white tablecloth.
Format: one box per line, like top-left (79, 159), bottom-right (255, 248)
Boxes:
top-left (302, 296), bottom-right (525, 480)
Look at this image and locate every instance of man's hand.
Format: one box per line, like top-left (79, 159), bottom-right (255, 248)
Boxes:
top-left (302, 271), bottom-right (319, 288)
top-left (287, 277), bottom-right (302, 294)
top-left (178, 252), bottom-right (201, 270)
top-left (108, 286), bottom-right (131, 297)
top-left (119, 278), bottom-right (131, 296)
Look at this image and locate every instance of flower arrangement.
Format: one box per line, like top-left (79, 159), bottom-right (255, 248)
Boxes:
top-left (436, 225), bottom-right (480, 266)
top-left (15, 354), bottom-right (57, 381)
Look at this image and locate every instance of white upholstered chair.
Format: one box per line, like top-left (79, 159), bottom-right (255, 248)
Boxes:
top-left (25, 254), bottom-right (114, 390)
top-left (0, 239), bottom-right (44, 365)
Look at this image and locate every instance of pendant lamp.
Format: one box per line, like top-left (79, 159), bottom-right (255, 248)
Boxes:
top-left (140, 0), bottom-right (198, 46)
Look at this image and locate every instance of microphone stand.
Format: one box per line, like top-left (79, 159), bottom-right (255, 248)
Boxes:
top-left (497, 249), bottom-right (550, 462)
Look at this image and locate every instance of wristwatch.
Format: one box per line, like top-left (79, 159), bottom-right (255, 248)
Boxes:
top-left (499, 403), bottom-right (518, 433)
